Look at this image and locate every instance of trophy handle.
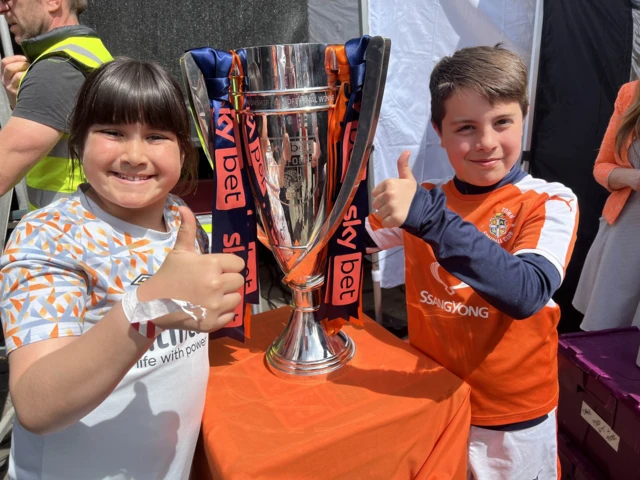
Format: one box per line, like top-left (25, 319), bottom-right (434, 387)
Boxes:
top-left (180, 52), bottom-right (215, 168)
top-left (283, 36), bottom-right (391, 285)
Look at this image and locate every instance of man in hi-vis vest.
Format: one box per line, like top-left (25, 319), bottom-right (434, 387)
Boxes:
top-left (0, 0), bottom-right (112, 210)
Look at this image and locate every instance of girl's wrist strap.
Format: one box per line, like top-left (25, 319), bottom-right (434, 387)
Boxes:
top-left (121, 289), bottom-right (207, 339)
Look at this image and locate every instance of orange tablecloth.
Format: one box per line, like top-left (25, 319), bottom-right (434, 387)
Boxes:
top-left (193, 307), bottom-right (471, 480)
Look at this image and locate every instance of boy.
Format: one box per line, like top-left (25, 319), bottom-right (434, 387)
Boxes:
top-left (368, 45), bottom-right (578, 479)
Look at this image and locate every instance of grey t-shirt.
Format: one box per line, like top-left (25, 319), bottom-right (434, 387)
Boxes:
top-left (11, 57), bottom-right (86, 132)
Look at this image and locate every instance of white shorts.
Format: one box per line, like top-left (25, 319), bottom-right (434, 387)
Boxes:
top-left (468, 409), bottom-right (558, 480)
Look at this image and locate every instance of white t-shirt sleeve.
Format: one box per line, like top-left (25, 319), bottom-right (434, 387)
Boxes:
top-left (1, 245), bottom-right (87, 353)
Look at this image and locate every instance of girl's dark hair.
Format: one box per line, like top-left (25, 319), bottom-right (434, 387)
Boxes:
top-left (68, 57), bottom-right (198, 193)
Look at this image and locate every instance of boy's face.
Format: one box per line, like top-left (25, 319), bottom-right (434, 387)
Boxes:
top-left (433, 88), bottom-right (524, 187)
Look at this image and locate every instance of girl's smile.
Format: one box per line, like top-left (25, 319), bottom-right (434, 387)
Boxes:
top-left (82, 122), bottom-right (183, 231)
top-left (111, 172), bottom-right (155, 182)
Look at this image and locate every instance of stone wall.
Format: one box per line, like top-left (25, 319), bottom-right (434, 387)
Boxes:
top-left (81, 0), bottom-right (309, 79)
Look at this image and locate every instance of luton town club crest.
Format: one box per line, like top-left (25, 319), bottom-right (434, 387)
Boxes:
top-left (489, 212), bottom-right (508, 238)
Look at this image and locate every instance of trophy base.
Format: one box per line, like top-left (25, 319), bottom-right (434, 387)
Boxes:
top-left (265, 289), bottom-right (356, 382)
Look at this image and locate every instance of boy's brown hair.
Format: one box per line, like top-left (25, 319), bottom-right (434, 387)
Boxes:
top-left (429, 44), bottom-right (529, 130)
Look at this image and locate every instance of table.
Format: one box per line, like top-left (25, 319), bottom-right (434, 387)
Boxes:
top-left (192, 307), bottom-right (471, 479)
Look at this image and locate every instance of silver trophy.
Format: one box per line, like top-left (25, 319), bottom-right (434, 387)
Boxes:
top-left (181, 37), bottom-right (390, 380)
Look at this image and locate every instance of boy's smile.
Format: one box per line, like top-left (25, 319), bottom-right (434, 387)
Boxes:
top-left (433, 88), bottom-right (525, 187)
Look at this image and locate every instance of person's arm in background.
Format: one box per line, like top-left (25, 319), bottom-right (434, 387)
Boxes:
top-left (0, 59), bottom-right (85, 196)
top-left (607, 168), bottom-right (640, 191)
top-left (594, 82), bottom-right (640, 192)
top-left (0, 116), bottom-right (63, 195)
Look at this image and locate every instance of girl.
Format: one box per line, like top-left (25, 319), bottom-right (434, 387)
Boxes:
top-left (573, 80), bottom-right (640, 330)
top-left (0, 58), bottom-right (244, 479)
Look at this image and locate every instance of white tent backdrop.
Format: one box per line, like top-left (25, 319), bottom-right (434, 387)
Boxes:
top-left (309, 0), bottom-right (536, 288)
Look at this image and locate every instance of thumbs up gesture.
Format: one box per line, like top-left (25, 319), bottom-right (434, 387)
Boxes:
top-left (371, 151), bottom-right (418, 228)
top-left (137, 206), bottom-right (245, 332)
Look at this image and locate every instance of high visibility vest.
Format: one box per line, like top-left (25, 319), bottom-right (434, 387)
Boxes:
top-left (17, 36), bottom-right (113, 210)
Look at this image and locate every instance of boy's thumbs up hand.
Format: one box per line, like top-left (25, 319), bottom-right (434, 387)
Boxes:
top-left (137, 206), bottom-right (246, 333)
top-left (371, 151), bottom-right (418, 228)
top-left (396, 150), bottom-right (415, 181)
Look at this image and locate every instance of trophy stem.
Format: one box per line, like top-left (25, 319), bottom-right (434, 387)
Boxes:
top-left (266, 285), bottom-right (356, 381)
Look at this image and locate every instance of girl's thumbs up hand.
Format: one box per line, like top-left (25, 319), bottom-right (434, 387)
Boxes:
top-left (137, 207), bottom-right (245, 332)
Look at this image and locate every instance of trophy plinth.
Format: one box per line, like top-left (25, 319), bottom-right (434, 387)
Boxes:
top-left (265, 287), bottom-right (355, 381)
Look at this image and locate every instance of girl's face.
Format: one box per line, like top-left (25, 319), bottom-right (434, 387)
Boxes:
top-left (82, 122), bottom-right (183, 230)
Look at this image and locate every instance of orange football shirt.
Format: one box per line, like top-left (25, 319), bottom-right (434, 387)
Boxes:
top-left (368, 175), bottom-right (578, 425)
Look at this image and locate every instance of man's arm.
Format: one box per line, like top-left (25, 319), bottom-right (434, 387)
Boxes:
top-left (0, 116), bottom-right (62, 196)
top-left (0, 58), bottom-right (84, 196)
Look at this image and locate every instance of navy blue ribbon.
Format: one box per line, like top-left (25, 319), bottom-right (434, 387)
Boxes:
top-left (189, 47), bottom-right (258, 342)
top-left (234, 49), bottom-right (260, 308)
top-left (320, 36), bottom-right (371, 323)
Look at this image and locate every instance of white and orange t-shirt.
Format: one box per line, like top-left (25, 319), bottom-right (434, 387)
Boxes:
top-left (0, 188), bottom-right (210, 480)
top-left (367, 169), bottom-right (578, 426)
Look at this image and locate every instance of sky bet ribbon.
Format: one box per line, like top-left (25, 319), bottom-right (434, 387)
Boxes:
top-left (319, 36), bottom-right (370, 333)
top-left (188, 47), bottom-right (259, 342)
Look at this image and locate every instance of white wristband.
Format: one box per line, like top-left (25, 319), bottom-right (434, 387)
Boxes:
top-left (122, 289), bottom-right (207, 338)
